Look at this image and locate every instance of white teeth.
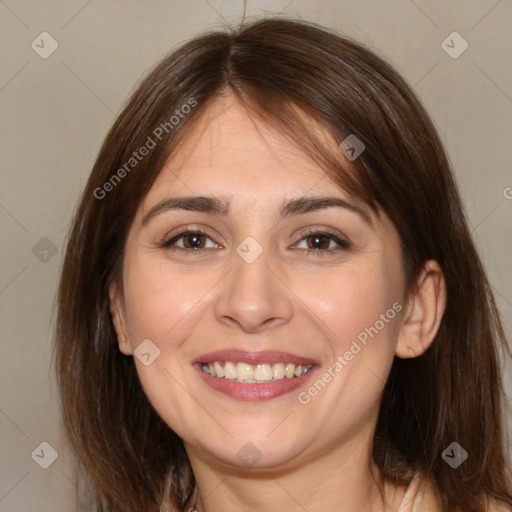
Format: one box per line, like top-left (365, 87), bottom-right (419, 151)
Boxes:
top-left (213, 361), bottom-right (224, 378)
top-left (272, 363), bottom-right (285, 379)
top-left (285, 363), bottom-right (296, 378)
top-left (236, 362), bottom-right (254, 381)
top-left (201, 361), bottom-right (313, 382)
top-left (224, 361), bottom-right (237, 379)
top-left (254, 364), bottom-right (273, 381)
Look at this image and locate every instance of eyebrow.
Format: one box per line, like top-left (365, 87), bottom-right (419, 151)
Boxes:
top-left (141, 195), bottom-right (374, 229)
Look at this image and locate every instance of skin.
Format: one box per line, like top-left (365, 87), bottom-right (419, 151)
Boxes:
top-left (110, 94), bottom-right (447, 512)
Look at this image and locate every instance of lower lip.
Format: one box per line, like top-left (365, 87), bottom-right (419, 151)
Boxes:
top-left (194, 364), bottom-right (318, 401)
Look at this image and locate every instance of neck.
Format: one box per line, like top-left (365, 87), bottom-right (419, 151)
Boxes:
top-left (185, 429), bottom-right (407, 512)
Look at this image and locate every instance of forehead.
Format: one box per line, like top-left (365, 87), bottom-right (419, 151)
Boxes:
top-left (141, 94), bottom-right (362, 210)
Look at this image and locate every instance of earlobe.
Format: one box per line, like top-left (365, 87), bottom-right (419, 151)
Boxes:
top-left (108, 282), bottom-right (132, 356)
top-left (395, 260), bottom-right (447, 359)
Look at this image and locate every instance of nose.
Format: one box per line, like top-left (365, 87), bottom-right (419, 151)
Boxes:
top-left (214, 244), bottom-right (294, 333)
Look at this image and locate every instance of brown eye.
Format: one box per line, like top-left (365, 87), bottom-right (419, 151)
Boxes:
top-left (161, 229), bottom-right (218, 250)
top-left (182, 233), bottom-right (207, 249)
top-left (296, 229), bottom-right (350, 253)
top-left (306, 234), bottom-right (332, 250)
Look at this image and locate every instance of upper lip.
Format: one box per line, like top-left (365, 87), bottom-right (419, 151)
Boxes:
top-left (193, 349), bottom-right (320, 366)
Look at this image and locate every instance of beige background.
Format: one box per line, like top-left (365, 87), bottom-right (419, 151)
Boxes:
top-left (0, 1), bottom-right (511, 510)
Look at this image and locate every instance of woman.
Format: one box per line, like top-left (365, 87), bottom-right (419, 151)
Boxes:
top-left (54, 17), bottom-right (512, 512)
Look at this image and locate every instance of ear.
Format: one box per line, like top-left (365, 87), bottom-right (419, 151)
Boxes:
top-left (395, 260), bottom-right (447, 359)
top-left (109, 281), bottom-right (132, 356)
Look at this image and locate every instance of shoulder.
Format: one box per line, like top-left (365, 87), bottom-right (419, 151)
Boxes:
top-left (399, 472), bottom-right (511, 512)
top-left (398, 473), bottom-right (512, 512)
top-left (486, 500), bottom-right (512, 512)
top-left (397, 472), bottom-right (442, 511)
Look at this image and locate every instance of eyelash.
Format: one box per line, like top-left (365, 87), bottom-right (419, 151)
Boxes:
top-left (160, 227), bottom-right (350, 256)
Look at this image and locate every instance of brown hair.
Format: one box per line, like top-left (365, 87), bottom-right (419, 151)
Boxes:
top-left (54, 16), bottom-right (512, 512)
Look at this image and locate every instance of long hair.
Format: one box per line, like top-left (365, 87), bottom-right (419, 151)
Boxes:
top-left (54, 17), bottom-right (512, 512)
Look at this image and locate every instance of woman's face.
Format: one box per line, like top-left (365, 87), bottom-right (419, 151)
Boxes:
top-left (111, 95), bottom-right (408, 471)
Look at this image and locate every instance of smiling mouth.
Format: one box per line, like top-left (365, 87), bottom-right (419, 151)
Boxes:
top-left (201, 361), bottom-right (313, 383)
top-left (193, 349), bottom-right (319, 400)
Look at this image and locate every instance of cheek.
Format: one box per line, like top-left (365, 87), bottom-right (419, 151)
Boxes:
top-left (122, 255), bottom-right (217, 343)
top-left (295, 260), bottom-right (400, 354)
